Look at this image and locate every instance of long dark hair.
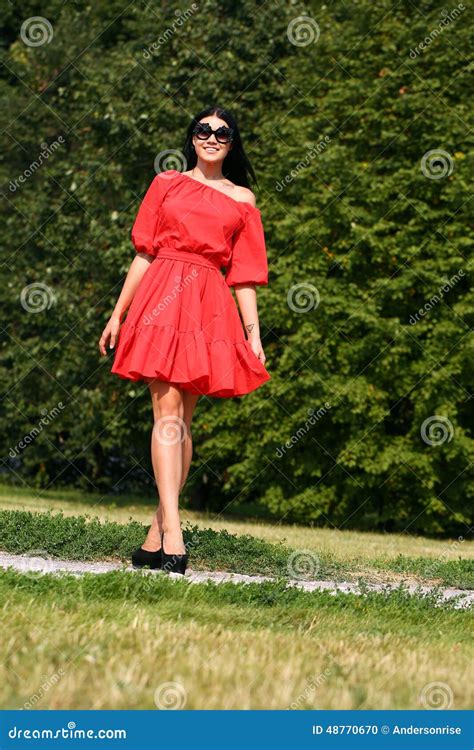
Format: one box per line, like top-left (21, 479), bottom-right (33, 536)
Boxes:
top-left (182, 106), bottom-right (258, 190)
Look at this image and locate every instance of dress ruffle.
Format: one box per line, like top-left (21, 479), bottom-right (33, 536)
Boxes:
top-left (110, 254), bottom-right (270, 398)
top-left (111, 320), bottom-right (270, 397)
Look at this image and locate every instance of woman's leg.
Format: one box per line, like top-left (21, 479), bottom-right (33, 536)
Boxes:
top-left (143, 387), bottom-right (200, 548)
top-left (142, 380), bottom-right (200, 552)
top-left (180, 387), bottom-right (201, 487)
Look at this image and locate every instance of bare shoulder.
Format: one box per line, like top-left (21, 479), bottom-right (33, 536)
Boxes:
top-left (234, 185), bottom-right (257, 207)
top-left (158, 169), bottom-right (181, 180)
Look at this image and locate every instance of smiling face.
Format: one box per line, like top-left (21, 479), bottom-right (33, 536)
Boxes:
top-left (192, 115), bottom-right (233, 166)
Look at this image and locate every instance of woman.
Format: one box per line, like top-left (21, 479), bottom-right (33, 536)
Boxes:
top-left (98, 106), bottom-right (270, 575)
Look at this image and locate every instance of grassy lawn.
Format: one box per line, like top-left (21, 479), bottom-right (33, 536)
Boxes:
top-left (0, 568), bottom-right (471, 710)
top-left (0, 484), bottom-right (472, 587)
top-left (1, 484), bottom-right (471, 711)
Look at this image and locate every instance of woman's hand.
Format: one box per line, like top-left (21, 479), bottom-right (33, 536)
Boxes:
top-left (249, 336), bottom-right (267, 365)
top-left (98, 315), bottom-right (122, 356)
top-left (233, 286), bottom-right (267, 365)
top-left (99, 255), bottom-right (152, 356)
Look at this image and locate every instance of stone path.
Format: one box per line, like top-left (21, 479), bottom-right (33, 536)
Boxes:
top-left (0, 551), bottom-right (471, 609)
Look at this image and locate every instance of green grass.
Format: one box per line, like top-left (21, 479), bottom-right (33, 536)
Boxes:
top-left (0, 567), bottom-right (471, 710)
top-left (1, 489), bottom-right (471, 711)
top-left (1, 484), bottom-right (472, 582)
top-left (0, 566), bottom-right (469, 632)
top-left (1, 507), bottom-right (473, 587)
top-left (0, 508), bottom-right (314, 578)
top-left (371, 553), bottom-right (473, 589)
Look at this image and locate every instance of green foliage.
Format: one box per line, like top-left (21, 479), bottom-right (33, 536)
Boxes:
top-left (1, 1), bottom-right (472, 534)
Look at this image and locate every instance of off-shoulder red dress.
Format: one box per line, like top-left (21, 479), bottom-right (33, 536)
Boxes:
top-left (110, 169), bottom-right (271, 398)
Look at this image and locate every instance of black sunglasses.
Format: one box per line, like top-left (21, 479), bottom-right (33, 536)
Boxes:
top-left (192, 122), bottom-right (234, 144)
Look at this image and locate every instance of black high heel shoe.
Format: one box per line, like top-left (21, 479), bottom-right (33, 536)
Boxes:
top-left (131, 543), bottom-right (162, 570)
top-left (161, 532), bottom-right (188, 576)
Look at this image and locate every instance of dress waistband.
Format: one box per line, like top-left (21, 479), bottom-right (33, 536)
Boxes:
top-left (155, 248), bottom-right (221, 271)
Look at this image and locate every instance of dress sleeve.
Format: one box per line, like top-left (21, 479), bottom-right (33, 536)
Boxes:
top-left (131, 173), bottom-right (168, 257)
top-left (224, 207), bottom-right (269, 287)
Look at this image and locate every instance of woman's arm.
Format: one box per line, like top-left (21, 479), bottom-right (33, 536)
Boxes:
top-left (234, 283), bottom-right (267, 364)
top-left (98, 252), bottom-right (153, 355)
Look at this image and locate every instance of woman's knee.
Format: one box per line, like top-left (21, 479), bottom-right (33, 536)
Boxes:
top-left (158, 399), bottom-right (184, 420)
top-left (149, 381), bottom-right (185, 420)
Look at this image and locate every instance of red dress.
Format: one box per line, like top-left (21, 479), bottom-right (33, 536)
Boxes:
top-left (110, 169), bottom-right (271, 398)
